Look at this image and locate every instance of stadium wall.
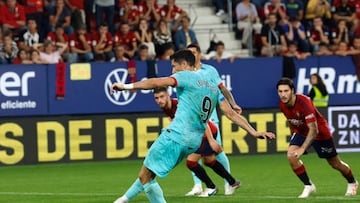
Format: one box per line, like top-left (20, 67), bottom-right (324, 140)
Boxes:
top-left (0, 56), bottom-right (359, 165)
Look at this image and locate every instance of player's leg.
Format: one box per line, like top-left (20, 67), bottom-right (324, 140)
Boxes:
top-left (188, 161), bottom-right (203, 195)
top-left (214, 130), bottom-right (232, 194)
top-left (288, 134), bottom-right (315, 198)
top-left (186, 153), bottom-right (217, 196)
top-left (186, 157), bottom-right (203, 196)
top-left (203, 154), bottom-right (240, 195)
top-left (113, 178), bottom-right (143, 203)
top-left (313, 138), bottom-right (358, 196)
top-left (139, 166), bottom-right (166, 203)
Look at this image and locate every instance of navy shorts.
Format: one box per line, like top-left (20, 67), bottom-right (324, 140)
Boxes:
top-left (194, 133), bottom-right (217, 156)
top-left (289, 133), bottom-right (338, 159)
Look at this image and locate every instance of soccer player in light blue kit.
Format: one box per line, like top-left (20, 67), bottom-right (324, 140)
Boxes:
top-left (111, 50), bottom-right (275, 203)
top-left (187, 43), bottom-right (242, 195)
top-left (111, 50), bottom-right (221, 203)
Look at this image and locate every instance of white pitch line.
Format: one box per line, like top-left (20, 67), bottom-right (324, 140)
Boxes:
top-left (0, 192), bottom-right (359, 200)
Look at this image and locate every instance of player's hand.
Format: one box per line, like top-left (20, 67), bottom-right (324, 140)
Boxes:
top-left (110, 83), bottom-right (124, 94)
top-left (209, 140), bottom-right (223, 154)
top-left (255, 132), bottom-right (276, 139)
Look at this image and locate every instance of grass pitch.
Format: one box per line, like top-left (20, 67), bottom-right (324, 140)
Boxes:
top-left (0, 152), bottom-right (359, 203)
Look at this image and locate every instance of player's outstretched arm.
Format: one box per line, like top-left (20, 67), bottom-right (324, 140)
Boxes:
top-left (110, 77), bottom-right (176, 94)
top-left (219, 100), bottom-right (275, 139)
top-left (204, 124), bottom-right (222, 154)
top-left (219, 85), bottom-right (242, 114)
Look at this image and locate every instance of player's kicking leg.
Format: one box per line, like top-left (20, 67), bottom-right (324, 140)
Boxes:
top-left (113, 165), bottom-right (165, 203)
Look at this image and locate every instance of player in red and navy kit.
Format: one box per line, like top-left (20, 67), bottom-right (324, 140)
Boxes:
top-left (153, 86), bottom-right (240, 197)
top-left (276, 78), bottom-right (358, 198)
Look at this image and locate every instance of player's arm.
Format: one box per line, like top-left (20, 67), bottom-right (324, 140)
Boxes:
top-left (219, 85), bottom-right (242, 114)
top-left (294, 121), bottom-right (318, 158)
top-left (204, 124), bottom-right (222, 154)
top-left (219, 100), bottom-right (275, 139)
top-left (110, 77), bottom-right (175, 93)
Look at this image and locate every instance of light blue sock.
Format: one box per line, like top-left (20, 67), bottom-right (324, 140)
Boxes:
top-left (216, 151), bottom-right (231, 184)
top-left (215, 130), bottom-right (231, 184)
top-left (191, 160), bottom-right (202, 185)
top-left (124, 178), bottom-right (143, 200)
top-left (143, 179), bottom-right (166, 203)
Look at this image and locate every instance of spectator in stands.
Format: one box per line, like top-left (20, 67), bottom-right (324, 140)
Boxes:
top-left (18, 18), bottom-right (40, 52)
top-left (0, 0), bottom-right (27, 36)
top-left (113, 45), bottom-right (130, 62)
top-left (135, 18), bottom-right (156, 59)
top-left (159, 0), bottom-right (187, 32)
top-left (69, 24), bottom-right (93, 63)
top-left (263, 0), bottom-right (287, 25)
top-left (283, 40), bottom-right (311, 59)
top-left (92, 22), bottom-right (114, 62)
top-left (49, 0), bottom-right (73, 35)
top-left (347, 35), bottom-right (360, 55)
top-left (47, 24), bottom-right (71, 62)
top-left (95, 0), bottom-right (115, 35)
top-left (22, 0), bottom-right (43, 38)
top-left (174, 16), bottom-right (198, 50)
top-left (260, 13), bottom-right (287, 56)
top-left (333, 0), bottom-right (358, 34)
top-left (304, 0), bottom-right (332, 27)
top-left (203, 41), bottom-right (236, 63)
top-left (314, 42), bottom-right (333, 55)
top-left (32, 39), bottom-right (67, 64)
top-left (307, 17), bottom-right (330, 53)
top-left (137, 0), bottom-right (161, 29)
top-left (334, 41), bottom-right (350, 56)
top-left (235, 0), bottom-right (262, 48)
top-left (331, 19), bottom-right (349, 46)
top-left (285, 0), bottom-right (304, 21)
top-left (114, 22), bottom-right (138, 58)
top-left (133, 43), bottom-right (149, 61)
top-left (64, 0), bottom-right (85, 29)
top-left (212, 0), bottom-right (226, 16)
top-left (118, 0), bottom-right (140, 30)
top-left (84, 0), bottom-right (95, 32)
top-left (157, 42), bottom-right (175, 60)
top-left (13, 48), bottom-right (33, 64)
top-left (153, 19), bottom-right (173, 58)
top-left (283, 17), bottom-right (310, 52)
top-left (0, 30), bottom-right (19, 64)
top-left (47, 24), bottom-right (70, 44)
top-left (30, 49), bottom-right (48, 63)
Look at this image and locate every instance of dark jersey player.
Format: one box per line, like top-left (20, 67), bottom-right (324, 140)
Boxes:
top-left (153, 87), bottom-right (240, 197)
top-left (276, 77), bottom-right (358, 198)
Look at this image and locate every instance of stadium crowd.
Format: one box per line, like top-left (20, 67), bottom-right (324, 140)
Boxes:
top-left (0, 0), bottom-right (360, 65)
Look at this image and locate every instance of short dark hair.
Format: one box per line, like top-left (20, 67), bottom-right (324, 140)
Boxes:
top-left (276, 77), bottom-right (295, 90)
top-left (216, 41), bottom-right (225, 47)
top-left (187, 43), bottom-right (201, 53)
top-left (170, 50), bottom-right (195, 67)
top-left (138, 44), bottom-right (149, 50)
top-left (153, 86), bottom-right (168, 94)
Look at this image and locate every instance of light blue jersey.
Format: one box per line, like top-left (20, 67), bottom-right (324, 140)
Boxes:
top-left (200, 63), bottom-right (223, 124)
top-left (166, 70), bottom-right (221, 149)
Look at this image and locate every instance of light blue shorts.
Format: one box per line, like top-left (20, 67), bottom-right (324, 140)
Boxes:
top-left (144, 129), bottom-right (196, 178)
